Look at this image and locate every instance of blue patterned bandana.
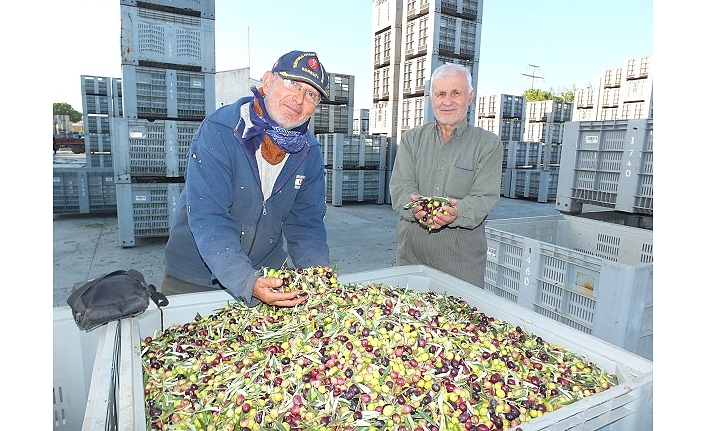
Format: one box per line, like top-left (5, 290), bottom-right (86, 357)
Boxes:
top-left (244, 86), bottom-right (309, 153)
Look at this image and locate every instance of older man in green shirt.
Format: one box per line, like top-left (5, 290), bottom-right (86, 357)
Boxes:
top-left (389, 63), bottom-right (503, 288)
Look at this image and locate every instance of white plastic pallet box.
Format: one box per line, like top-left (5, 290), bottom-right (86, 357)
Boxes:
top-left (90, 265), bottom-right (653, 431)
top-left (484, 215), bottom-right (653, 360)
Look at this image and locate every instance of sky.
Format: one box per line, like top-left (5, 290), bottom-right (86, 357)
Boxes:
top-left (45, 0), bottom-right (653, 112)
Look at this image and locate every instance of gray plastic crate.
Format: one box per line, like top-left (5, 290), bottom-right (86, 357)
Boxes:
top-left (476, 94), bottom-right (525, 119)
top-left (80, 75), bottom-right (110, 96)
top-left (325, 168), bottom-right (386, 206)
top-left (112, 78), bottom-right (123, 117)
top-left (542, 142), bottom-right (562, 166)
top-left (505, 167), bottom-right (560, 202)
top-left (503, 140), bottom-right (542, 168)
top-left (313, 103), bottom-right (352, 134)
top-left (318, 133), bottom-right (387, 169)
top-left (112, 117), bottom-right (200, 180)
top-left (90, 265), bottom-right (652, 431)
top-left (85, 133), bottom-right (112, 153)
top-left (85, 115), bottom-right (110, 134)
top-left (116, 182), bottom-right (185, 247)
top-left (82, 94), bottom-right (112, 116)
top-left (326, 73), bottom-right (354, 104)
top-left (484, 215), bottom-right (653, 359)
top-left (119, 0), bottom-right (215, 18)
top-left (555, 119), bottom-right (653, 215)
top-left (119, 4), bottom-right (215, 72)
top-left (121, 65), bottom-right (215, 121)
top-left (86, 153), bottom-right (114, 169)
top-left (53, 167), bottom-right (117, 214)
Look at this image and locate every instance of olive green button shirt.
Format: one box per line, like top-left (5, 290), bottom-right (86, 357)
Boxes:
top-left (389, 120), bottom-right (503, 229)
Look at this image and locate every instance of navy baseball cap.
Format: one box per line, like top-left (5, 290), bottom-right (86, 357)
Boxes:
top-left (272, 50), bottom-right (329, 100)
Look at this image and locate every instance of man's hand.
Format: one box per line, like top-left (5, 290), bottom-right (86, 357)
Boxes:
top-left (409, 194), bottom-right (458, 230)
top-left (252, 276), bottom-right (306, 307)
top-left (430, 197), bottom-right (458, 229)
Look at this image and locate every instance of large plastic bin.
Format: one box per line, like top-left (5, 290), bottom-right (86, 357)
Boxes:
top-left (484, 215), bottom-right (653, 360)
top-left (325, 168), bottom-right (386, 206)
top-left (115, 182), bottom-right (185, 247)
top-left (555, 119), bottom-right (653, 215)
top-left (53, 307), bottom-right (118, 431)
top-left (53, 167), bottom-right (117, 215)
top-left (318, 133), bottom-right (387, 169)
top-left (94, 265), bottom-right (652, 431)
top-left (119, 3), bottom-right (216, 72)
top-left (111, 117), bottom-right (201, 180)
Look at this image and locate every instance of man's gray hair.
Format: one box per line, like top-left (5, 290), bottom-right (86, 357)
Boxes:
top-left (430, 63), bottom-right (474, 92)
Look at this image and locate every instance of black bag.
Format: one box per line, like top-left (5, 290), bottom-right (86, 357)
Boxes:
top-left (66, 269), bottom-right (169, 331)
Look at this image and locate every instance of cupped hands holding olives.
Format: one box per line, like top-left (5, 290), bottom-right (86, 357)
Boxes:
top-left (404, 195), bottom-right (458, 231)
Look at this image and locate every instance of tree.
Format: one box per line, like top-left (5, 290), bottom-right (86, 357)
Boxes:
top-left (53, 102), bottom-right (83, 123)
top-left (522, 86), bottom-right (576, 103)
top-left (523, 89), bottom-right (554, 102)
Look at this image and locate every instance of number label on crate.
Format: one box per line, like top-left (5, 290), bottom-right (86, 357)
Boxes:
top-left (625, 137), bottom-right (636, 178)
top-left (523, 255), bottom-right (532, 286)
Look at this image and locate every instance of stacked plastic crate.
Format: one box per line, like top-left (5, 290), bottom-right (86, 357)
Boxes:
top-left (572, 55), bottom-right (652, 122)
top-left (112, 0), bottom-right (216, 247)
top-left (316, 134), bottom-right (388, 206)
top-left (558, 55), bottom-right (653, 221)
top-left (82, 76), bottom-right (114, 169)
top-left (53, 76), bottom-right (118, 215)
top-left (501, 100), bottom-right (571, 203)
top-left (313, 74), bottom-right (388, 207)
top-left (312, 73), bottom-right (355, 135)
top-left (474, 94), bottom-right (525, 198)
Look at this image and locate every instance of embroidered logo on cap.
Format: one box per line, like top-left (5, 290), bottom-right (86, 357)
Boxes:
top-left (307, 58), bottom-right (319, 70)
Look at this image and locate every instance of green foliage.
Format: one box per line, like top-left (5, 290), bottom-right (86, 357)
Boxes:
top-left (53, 102), bottom-right (83, 123)
top-left (523, 86), bottom-right (576, 103)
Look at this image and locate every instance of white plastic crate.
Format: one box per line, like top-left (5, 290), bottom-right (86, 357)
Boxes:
top-left (555, 119), bottom-right (653, 215)
top-left (92, 265), bottom-right (652, 431)
top-left (53, 307), bottom-right (117, 431)
top-left (484, 215), bottom-right (653, 360)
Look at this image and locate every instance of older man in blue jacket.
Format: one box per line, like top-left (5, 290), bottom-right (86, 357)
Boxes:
top-left (163, 50), bottom-right (330, 307)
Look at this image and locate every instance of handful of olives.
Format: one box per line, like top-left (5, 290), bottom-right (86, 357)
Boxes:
top-left (403, 196), bottom-right (454, 231)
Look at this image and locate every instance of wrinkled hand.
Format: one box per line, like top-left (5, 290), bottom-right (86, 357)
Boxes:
top-left (252, 276), bottom-right (307, 307)
top-left (409, 194), bottom-right (458, 230)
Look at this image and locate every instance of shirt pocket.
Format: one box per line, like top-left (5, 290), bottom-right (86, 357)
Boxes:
top-left (446, 164), bottom-right (476, 198)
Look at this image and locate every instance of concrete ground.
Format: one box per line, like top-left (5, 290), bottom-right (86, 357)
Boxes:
top-left (53, 197), bottom-right (571, 307)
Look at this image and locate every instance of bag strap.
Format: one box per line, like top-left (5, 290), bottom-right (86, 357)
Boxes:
top-left (66, 269), bottom-right (130, 306)
top-left (148, 284), bottom-right (169, 308)
top-left (124, 269), bottom-right (169, 308)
